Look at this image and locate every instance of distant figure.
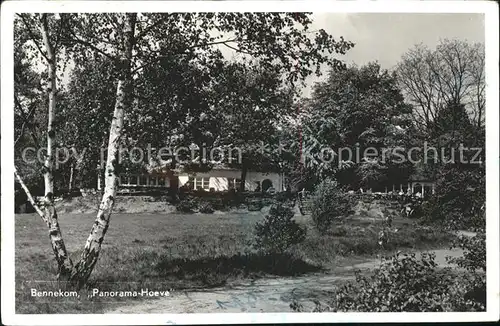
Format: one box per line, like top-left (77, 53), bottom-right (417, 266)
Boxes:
top-left (415, 192), bottom-right (422, 199)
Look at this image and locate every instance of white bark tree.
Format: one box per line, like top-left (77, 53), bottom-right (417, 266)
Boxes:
top-left (70, 13), bottom-right (137, 287)
top-left (15, 13), bottom-right (74, 279)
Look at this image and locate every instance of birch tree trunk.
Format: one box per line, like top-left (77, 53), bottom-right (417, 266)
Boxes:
top-left (68, 164), bottom-right (74, 191)
top-left (40, 14), bottom-right (74, 280)
top-left (71, 13), bottom-right (137, 287)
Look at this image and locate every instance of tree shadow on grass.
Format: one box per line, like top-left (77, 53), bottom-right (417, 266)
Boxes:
top-left (153, 252), bottom-right (323, 288)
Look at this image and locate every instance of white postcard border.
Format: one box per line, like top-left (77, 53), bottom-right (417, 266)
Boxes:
top-left (1, 1), bottom-right (498, 324)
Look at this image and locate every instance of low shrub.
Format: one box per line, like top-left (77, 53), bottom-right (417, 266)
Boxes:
top-left (198, 202), bottom-right (215, 214)
top-left (253, 204), bottom-right (307, 254)
top-left (292, 252), bottom-right (485, 312)
top-left (310, 178), bottom-right (353, 233)
top-left (176, 199), bottom-right (197, 213)
top-left (206, 197), bottom-right (230, 211)
top-left (260, 197), bottom-right (277, 207)
top-left (275, 191), bottom-right (294, 203)
top-left (247, 199), bottom-right (263, 211)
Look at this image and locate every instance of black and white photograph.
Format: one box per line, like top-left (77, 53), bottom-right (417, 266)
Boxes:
top-left (1, 1), bottom-right (499, 324)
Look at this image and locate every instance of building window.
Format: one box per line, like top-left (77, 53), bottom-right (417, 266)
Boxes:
top-left (149, 176), bottom-right (157, 186)
top-left (202, 178), bottom-right (210, 190)
top-left (139, 176), bottom-right (147, 186)
top-left (228, 178), bottom-right (242, 190)
top-left (129, 176), bottom-right (137, 185)
top-left (192, 177), bottom-right (210, 190)
top-left (158, 177), bottom-right (165, 186)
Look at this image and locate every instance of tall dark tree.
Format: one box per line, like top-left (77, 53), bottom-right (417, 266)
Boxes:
top-left (212, 61), bottom-right (294, 191)
top-left (285, 62), bottom-right (413, 189)
top-left (132, 50), bottom-right (223, 167)
top-left (57, 55), bottom-right (117, 189)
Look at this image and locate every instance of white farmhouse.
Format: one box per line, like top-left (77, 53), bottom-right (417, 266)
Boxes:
top-left (115, 165), bottom-right (284, 193)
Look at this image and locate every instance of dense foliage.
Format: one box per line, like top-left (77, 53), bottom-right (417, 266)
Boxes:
top-left (176, 199), bottom-right (197, 213)
top-left (253, 204), bottom-right (306, 254)
top-left (449, 232), bottom-right (486, 272)
top-left (198, 201), bottom-right (215, 214)
top-left (309, 178), bottom-right (353, 232)
top-left (422, 164), bottom-right (485, 231)
top-left (419, 99), bottom-right (485, 231)
top-left (292, 252), bottom-right (485, 312)
top-left (282, 62), bottom-right (413, 187)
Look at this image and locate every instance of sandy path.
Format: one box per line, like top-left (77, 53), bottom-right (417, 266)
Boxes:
top-left (105, 248), bottom-right (464, 313)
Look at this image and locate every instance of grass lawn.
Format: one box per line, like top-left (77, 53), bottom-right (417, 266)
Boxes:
top-left (15, 210), bottom-right (455, 313)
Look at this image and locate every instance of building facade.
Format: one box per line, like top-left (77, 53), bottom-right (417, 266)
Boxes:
top-left (115, 168), bottom-right (284, 193)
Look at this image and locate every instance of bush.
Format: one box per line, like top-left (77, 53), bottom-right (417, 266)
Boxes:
top-left (253, 204), bottom-right (307, 254)
top-left (198, 201), bottom-right (215, 214)
top-left (215, 198), bottom-right (231, 211)
top-left (422, 164), bottom-right (485, 231)
top-left (448, 231), bottom-right (485, 272)
top-left (260, 197), bottom-right (276, 207)
top-left (247, 199), bottom-right (263, 211)
top-left (292, 252), bottom-right (485, 312)
top-left (275, 191), bottom-right (294, 203)
top-left (310, 178), bottom-right (353, 233)
top-left (447, 227), bottom-right (486, 309)
top-left (176, 199), bottom-right (197, 213)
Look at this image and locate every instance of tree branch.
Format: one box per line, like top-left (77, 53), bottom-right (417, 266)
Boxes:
top-left (222, 42), bottom-right (255, 56)
top-left (134, 18), bottom-right (167, 41)
top-left (14, 166), bottom-right (46, 220)
top-left (53, 15), bottom-right (65, 51)
top-left (17, 13), bottom-right (49, 62)
top-left (15, 119), bottom-right (29, 146)
top-left (131, 38), bottom-right (238, 73)
top-left (66, 27), bottom-right (118, 62)
top-left (15, 93), bottom-right (41, 149)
